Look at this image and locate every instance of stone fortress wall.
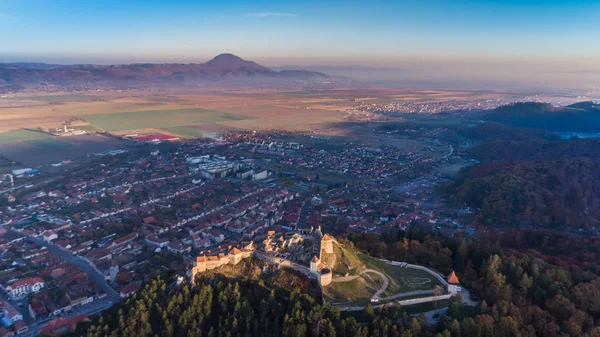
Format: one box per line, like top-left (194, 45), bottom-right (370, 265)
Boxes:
top-left (189, 233), bottom-right (459, 295)
top-left (189, 232), bottom-right (336, 287)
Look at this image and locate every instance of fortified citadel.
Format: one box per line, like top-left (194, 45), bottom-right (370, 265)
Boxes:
top-left (188, 230), bottom-right (336, 287)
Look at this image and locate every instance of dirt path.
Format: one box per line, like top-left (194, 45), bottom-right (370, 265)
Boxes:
top-left (332, 269), bottom-right (390, 300)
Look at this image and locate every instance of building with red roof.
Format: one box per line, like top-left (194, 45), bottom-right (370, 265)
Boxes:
top-left (3, 277), bottom-right (44, 299)
top-left (40, 314), bottom-right (89, 336)
top-left (119, 283), bottom-right (141, 298)
top-left (447, 271), bottom-right (460, 293)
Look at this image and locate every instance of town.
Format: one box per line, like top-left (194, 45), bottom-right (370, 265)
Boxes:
top-left (0, 125), bottom-right (478, 336)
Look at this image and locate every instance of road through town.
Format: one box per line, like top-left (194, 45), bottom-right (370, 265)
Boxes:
top-left (9, 228), bottom-right (120, 301)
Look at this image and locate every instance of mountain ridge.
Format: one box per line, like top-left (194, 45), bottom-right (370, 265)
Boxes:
top-left (0, 53), bottom-right (330, 87)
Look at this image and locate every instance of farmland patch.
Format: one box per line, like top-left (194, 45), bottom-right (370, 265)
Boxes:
top-left (80, 108), bottom-right (251, 132)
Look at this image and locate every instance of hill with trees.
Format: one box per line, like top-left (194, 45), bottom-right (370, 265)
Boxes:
top-left (470, 138), bottom-right (600, 162)
top-left (0, 54), bottom-right (329, 89)
top-left (348, 228), bottom-right (600, 337)
top-left (67, 229), bottom-right (600, 337)
top-left (482, 102), bottom-right (600, 132)
top-left (452, 119), bottom-right (600, 232)
top-left (64, 257), bottom-right (456, 337)
top-left (461, 122), bottom-right (557, 141)
top-left (446, 158), bottom-right (600, 230)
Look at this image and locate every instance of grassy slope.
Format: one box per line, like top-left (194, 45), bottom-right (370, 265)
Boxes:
top-left (324, 277), bottom-right (382, 303)
top-left (323, 242), bottom-right (442, 303)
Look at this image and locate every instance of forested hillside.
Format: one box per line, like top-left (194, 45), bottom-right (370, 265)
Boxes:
top-left (68, 229), bottom-right (600, 337)
top-left (483, 102), bottom-right (600, 132)
top-left (65, 259), bottom-right (453, 337)
top-left (348, 229), bottom-right (600, 337)
top-left (461, 122), bottom-right (556, 141)
top-left (447, 158), bottom-right (600, 230)
top-left (470, 138), bottom-right (600, 162)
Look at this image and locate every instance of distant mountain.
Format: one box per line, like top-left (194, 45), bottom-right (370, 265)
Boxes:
top-left (1, 62), bottom-right (65, 69)
top-left (272, 64), bottom-right (408, 81)
top-left (483, 101), bottom-right (600, 132)
top-left (0, 54), bottom-right (329, 88)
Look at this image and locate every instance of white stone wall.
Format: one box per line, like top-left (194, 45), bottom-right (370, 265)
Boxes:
top-left (397, 294), bottom-right (453, 306)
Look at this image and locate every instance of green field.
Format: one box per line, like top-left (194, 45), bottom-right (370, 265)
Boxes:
top-left (80, 108), bottom-right (251, 132)
top-left (24, 138), bottom-right (77, 151)
top-left (359, 254), bottom-right (441, 295)
top-left (325, 276), bottom-right (383, 303)
top-left (0, 129), bottom-right (51, 146)
top-left (161, 124), bottom-right (236, 138)
top-left (323, 244), bottom-right (443, 304)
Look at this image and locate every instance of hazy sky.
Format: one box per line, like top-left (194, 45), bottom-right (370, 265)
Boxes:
top-left (1, 0), bottom-right (600, 91)
top-left (1, 0), bottom-right (599, 65)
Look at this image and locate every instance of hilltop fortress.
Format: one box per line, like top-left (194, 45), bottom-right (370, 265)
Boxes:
top-left (187, 230), bottom-right (461, 306)
top-left (308, 234), bottom-right (335, 286)
top-left (188, 242), bottom-right (255, 276)
top-left (188, 230), bottom-right (336, 287)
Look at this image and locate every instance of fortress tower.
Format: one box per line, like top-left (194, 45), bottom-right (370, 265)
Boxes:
top-left (321, 234), bottom-right (334, 254)
top-left (447, 270), bottom-right (460, 294)
top-left (310, 256), bottom-right (321, 272)
top-left (319, 268), bottom-right (332, 287)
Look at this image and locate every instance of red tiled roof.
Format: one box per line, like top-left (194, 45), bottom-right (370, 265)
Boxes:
top-left (447, 271), bottom-right (459, 285)
top-left (322, 234), bottom-right (334, 241)
top-left (40, 314), bottom-right (89, 336)
top-left (120, 283), bottom-right (141, 296)
top-left (7, 277), bottom-right (43, 289)
top-left (143, 216), bottom-right (156, 224)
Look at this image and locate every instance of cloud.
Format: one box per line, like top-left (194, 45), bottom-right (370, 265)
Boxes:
top-left (246, 12), bottom-right (297, 18)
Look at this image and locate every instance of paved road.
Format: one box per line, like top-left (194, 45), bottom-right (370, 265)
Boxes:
top-left (10, 229), bottom-right (120, 301)
top-left (294, 198), bottom-right (311, 231)
top-left (378, 289), bottom-right (436, 302)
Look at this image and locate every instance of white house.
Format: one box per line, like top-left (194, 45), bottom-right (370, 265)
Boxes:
top-left (4, 277), bottom-right (45, 299)
top-left (42, 230), bottom-right (58, 242)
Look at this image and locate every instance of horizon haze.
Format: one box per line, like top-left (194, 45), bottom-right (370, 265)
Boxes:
top-left (2, 0), bottom-right (600, 90)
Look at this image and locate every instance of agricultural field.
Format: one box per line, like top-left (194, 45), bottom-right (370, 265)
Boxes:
top-left (0, 88), bottom-right (575, 135)
top-left (0, 129), bottom-right (51, 146)
top-left (161, 124), bottom-right (237, 138)
top-left (0, 134), bottom-right (130, 167)
top-left (10, 94), bottom-right (96, 102)
top-left (80, 108), bottom-right (251, 132)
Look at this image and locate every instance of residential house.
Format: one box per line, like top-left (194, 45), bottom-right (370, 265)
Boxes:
top-left (3, 277), bottom-right (44, 299)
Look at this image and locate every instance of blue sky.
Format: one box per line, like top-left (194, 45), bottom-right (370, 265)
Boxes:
top-left (1, 0), bottom-right (599, 67)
